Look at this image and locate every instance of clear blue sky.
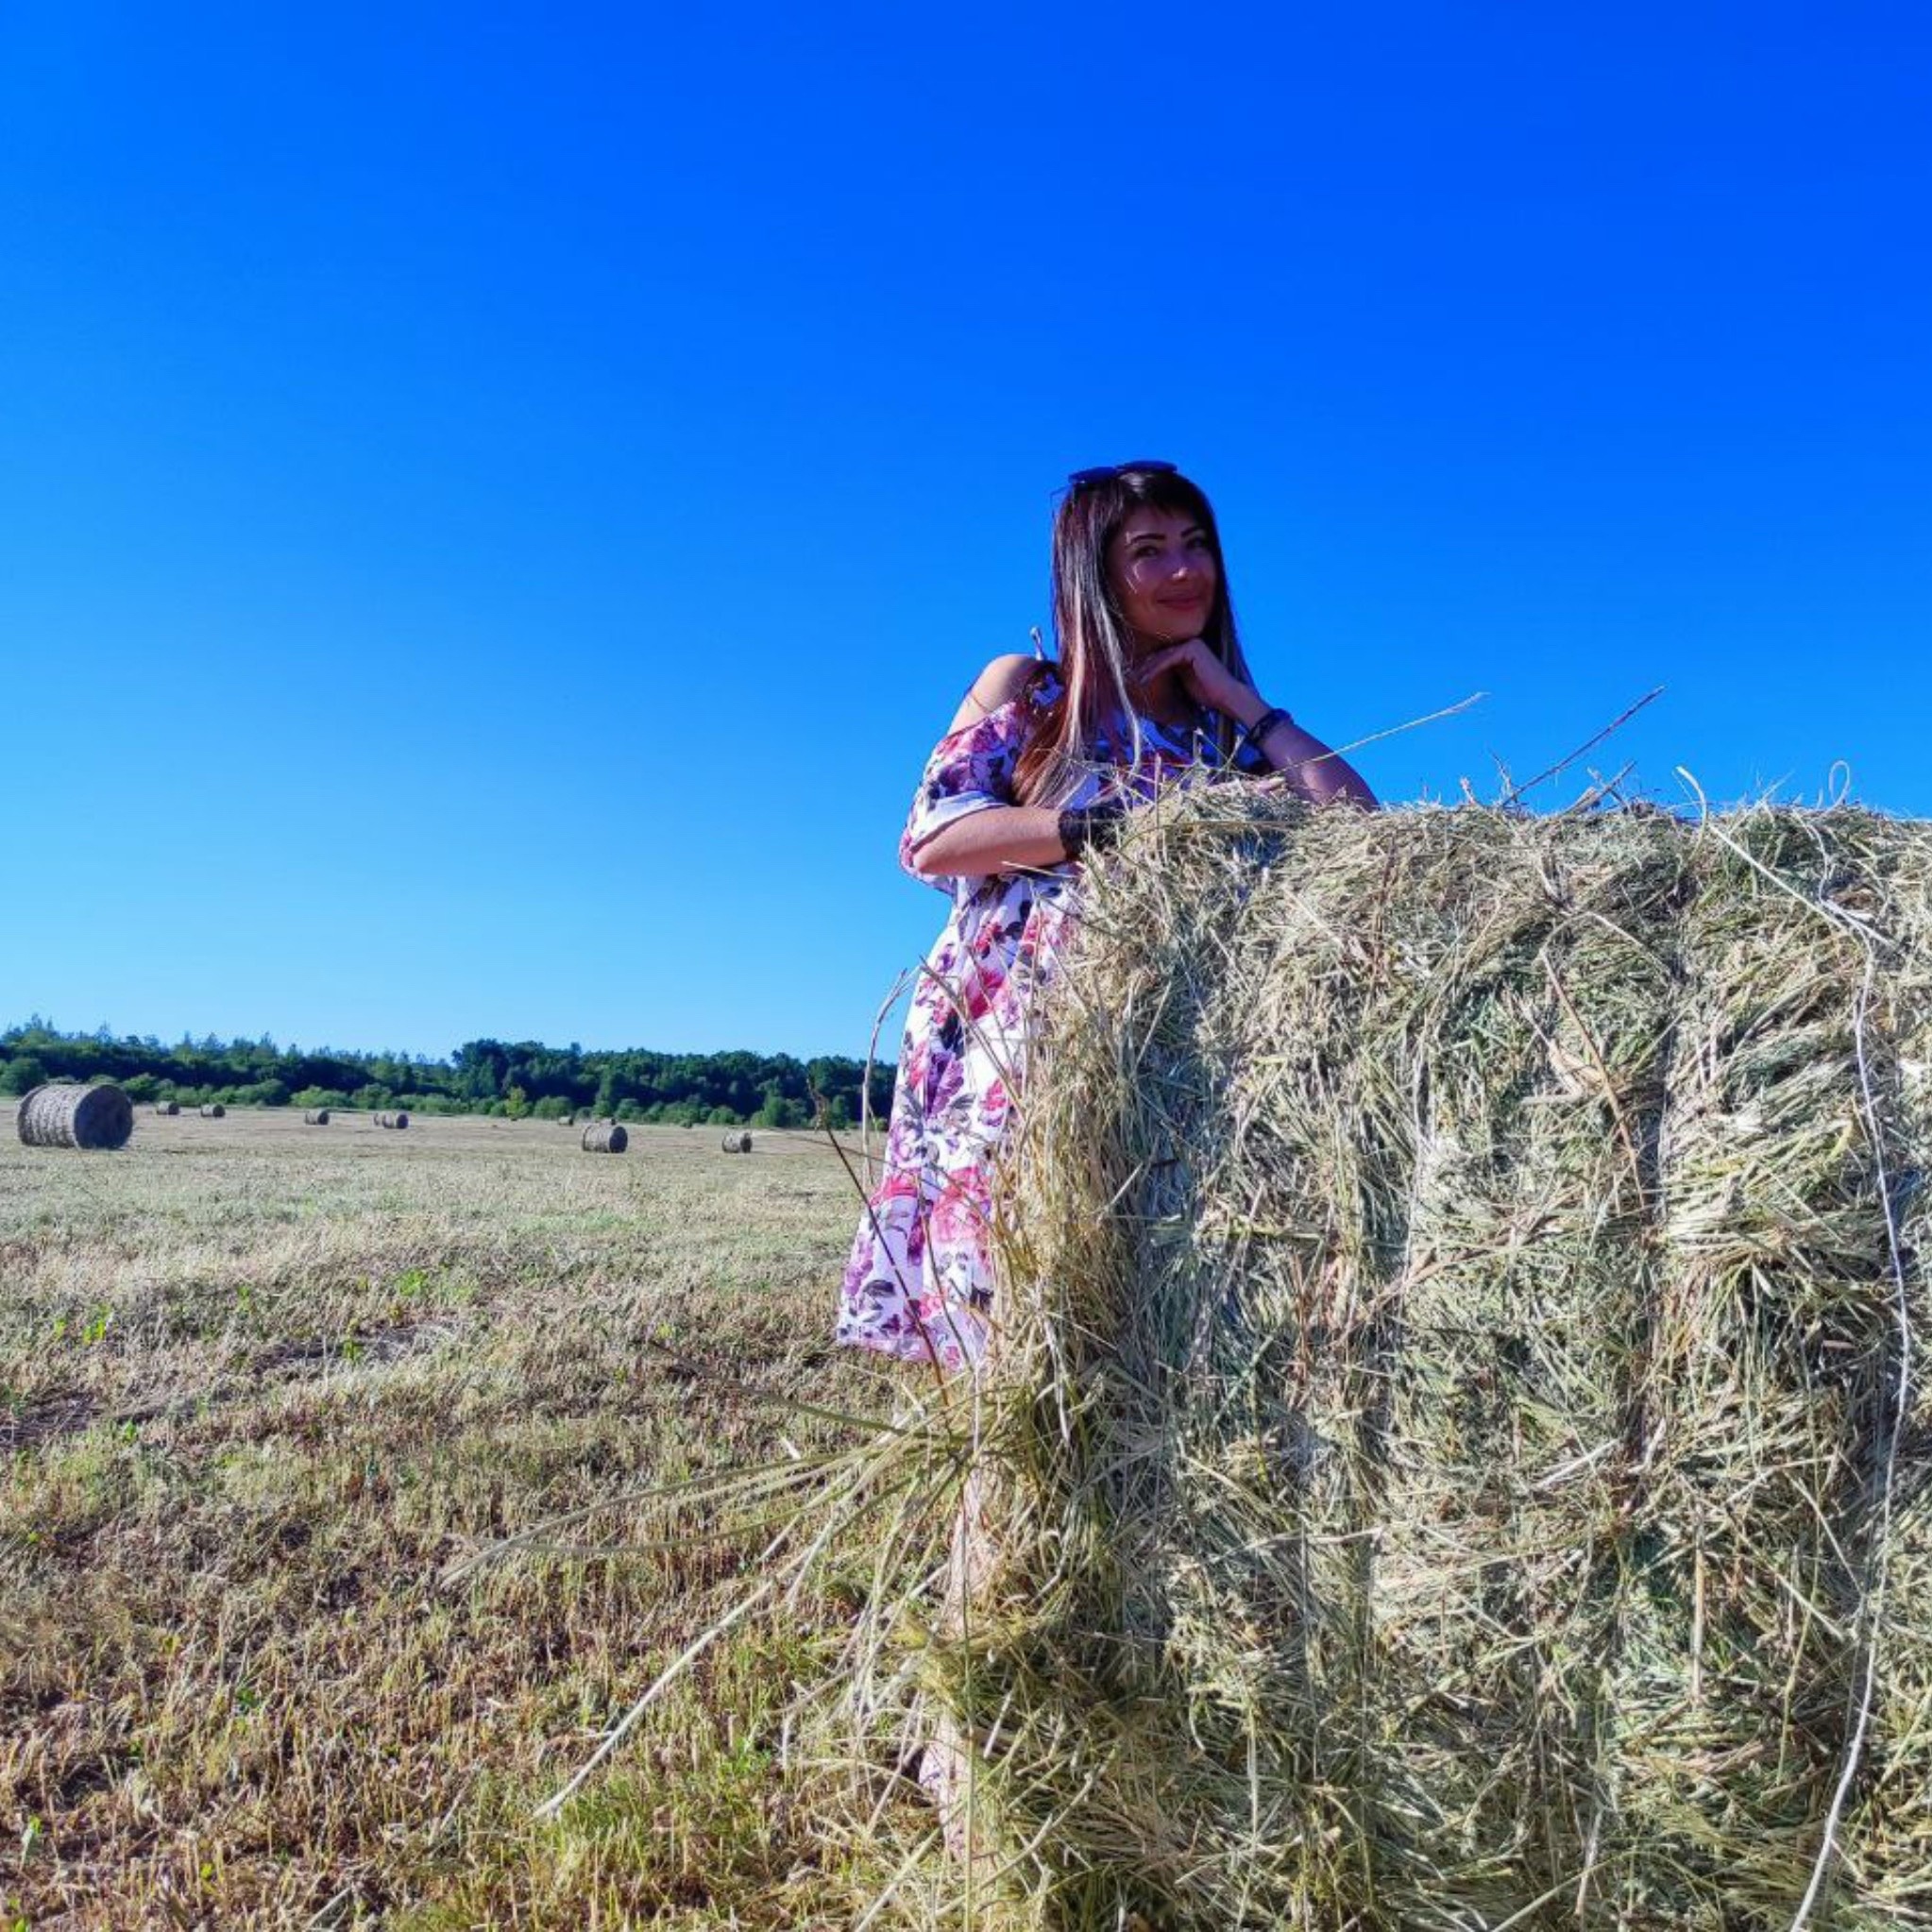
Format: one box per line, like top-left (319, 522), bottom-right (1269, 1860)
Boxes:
top-left (5, 4), bottom-right (1927, 1060)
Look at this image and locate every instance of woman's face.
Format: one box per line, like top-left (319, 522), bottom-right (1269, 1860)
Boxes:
top-left (1107, 508), bottom-right (1219, 648)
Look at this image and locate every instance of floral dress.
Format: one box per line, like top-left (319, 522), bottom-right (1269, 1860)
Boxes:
top-left (836, 664), bottom-right (1262, 1372)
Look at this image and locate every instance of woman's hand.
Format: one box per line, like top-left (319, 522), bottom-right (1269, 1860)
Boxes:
top-left (1134, 638), bottom-right (1260, 725)
top-left (1140, 641), bottom-right (1383, 808)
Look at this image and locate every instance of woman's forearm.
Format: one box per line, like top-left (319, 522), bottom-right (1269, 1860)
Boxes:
top-left (1253, 717), bottom-right (1378, 807)
top-left (908, 805), bottom-right (1070, 880)
top-left (910, 722), bottom-right (1378, 882)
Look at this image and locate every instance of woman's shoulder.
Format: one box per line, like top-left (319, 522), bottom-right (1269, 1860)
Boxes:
top-left (942, 654), bottom-right (1060, 737)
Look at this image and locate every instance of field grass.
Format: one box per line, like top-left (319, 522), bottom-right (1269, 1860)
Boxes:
top-left (2, 1106), bottom-right (924, 1928)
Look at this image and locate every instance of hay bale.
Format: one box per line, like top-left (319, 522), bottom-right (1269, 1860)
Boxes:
top-left (720, 1129), bottom-right (753, 1153)
top-left (197, 1103), bottom-right (225, 1119)
top-left (373, 1110), bottom-right (411, 1130)
top-left (582, 1122), bottom-right (628, 1153)
top-left (16, 1081), bottom-right (134, 1150)
top-left (154, 1100), bottom-right (180, 1116)
top-left (303, 1109), bottom-right (330, 1125)
top-left (850, 798), bottom-right (1932, 1928)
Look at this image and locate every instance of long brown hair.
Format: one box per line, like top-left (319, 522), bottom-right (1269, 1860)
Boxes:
top-left (1012, 466), bottom-right (1252, 807)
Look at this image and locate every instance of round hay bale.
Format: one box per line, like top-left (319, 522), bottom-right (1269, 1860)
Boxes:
top-left (720, 1129), bottom-right (753, 1154)
top-left (582, 1122), bottom-right (628, 1153)
top-left (198, 1103), bottom-right (226, 1119)
top-left (154, 1100), bottom-right (180, 1116)
top-left (372, 1110), bottom-right (411, 1130)
top-left (16, 1081), bottom-right (134, 1151)
top-left (303, 1109), bottom-right (330, 1126)
top-left (852, 796), bottom-right (1932, 1927)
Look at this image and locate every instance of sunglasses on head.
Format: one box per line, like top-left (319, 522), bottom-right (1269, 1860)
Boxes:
top-left (1066, 459), bottom-right (1178, 491)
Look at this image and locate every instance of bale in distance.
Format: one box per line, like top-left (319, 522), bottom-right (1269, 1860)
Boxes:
top-left (825, 795), bottom-right (1932, 1929)
top-left (198, 1103), bottom-right (226, 1119)
top-left (16, 1081), bottom-right (135, 1151)
top-left (153, 1100), bottom-right (180, 1116)
top-left (582, 1122), bottom-right (628, 1153)
top-left (303, 1108), bottom-right (330, 1125)
top-left (373, 1110), bottom-right (411, 1130)
top-left (720, 1129), bottom-right (753, 1153)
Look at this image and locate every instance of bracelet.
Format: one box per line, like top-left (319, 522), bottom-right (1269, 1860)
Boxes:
top-left (1241, 706), bottom-right (1294, 755)
top-left (1056, 803), bottom-right (1127, 861)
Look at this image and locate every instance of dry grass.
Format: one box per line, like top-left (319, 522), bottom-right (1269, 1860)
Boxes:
top-left (20, 803), bottom-right (1926, 1931)
top-left (1, 1109), bottom-right (915, 1927)
top-left (809, 798), bottom-right (1932, 1931)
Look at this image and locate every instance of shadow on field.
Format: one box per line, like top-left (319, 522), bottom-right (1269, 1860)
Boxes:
top-left (1, 1316), bottom-right (462, 1450)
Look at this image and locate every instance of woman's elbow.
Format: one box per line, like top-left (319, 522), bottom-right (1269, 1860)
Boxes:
top-left (913, 849), bottom-right (990, 883)
top-left (905, 831), bottom-right (964, 882)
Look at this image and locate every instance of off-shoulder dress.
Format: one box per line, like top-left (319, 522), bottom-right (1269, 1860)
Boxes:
top-left (835, 665), bottom-right (1259, 1372)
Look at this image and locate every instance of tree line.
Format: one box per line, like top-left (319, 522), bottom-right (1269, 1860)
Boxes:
top-left (0, 1019), bottom-right (893, 1128)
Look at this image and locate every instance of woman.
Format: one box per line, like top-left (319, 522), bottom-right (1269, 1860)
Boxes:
top-left (836, 460), bottom-right (1376, 1375)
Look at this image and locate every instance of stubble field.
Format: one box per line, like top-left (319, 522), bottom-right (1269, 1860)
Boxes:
top-left (2, 1106), bottom-right (918, 1928)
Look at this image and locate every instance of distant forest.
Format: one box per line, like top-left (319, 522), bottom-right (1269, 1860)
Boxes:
top-left (0, 1019), bottom-right (893, 1128)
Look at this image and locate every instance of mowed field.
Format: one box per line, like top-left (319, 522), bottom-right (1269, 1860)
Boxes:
top-left (2, 1107), bottom-right (919, 1928)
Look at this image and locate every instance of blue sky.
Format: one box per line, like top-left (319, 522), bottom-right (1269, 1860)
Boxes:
top-left (5, 3), bottom-right (1927, 1059)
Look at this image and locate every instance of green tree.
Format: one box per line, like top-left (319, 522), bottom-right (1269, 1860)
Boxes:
top-left (0, 1054), bottom-right (48, 1095)
top-left (754, 1088), bottom-right (804, 1129)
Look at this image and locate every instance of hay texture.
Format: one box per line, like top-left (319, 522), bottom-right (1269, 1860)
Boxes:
top-left (154, 1100), bottom-right (180, 1116)
top-left (303, 1108), bottom-right (330, 1125)
top-left (891, 795), bottom-right (1932, 1931)
top-left (720, 1129), bottom-right (753, 1154)
top-left (582, 1122), bottom-right (628, 1153)
top-left (198, 1103), bottom-right (225, 1119)
top-left (16, 1082), bottom-right (134, 1150)
top-left (374, 1110), bottom-right (410, 1130)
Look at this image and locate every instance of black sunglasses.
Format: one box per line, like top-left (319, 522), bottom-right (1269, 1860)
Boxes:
top-left (1066, 458), bottom-right (1178, 491)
